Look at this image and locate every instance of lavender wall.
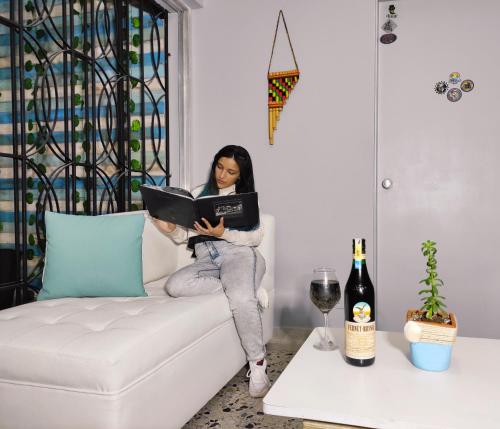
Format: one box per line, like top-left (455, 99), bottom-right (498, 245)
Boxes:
top-left (189, 0), bottom-right (377, 327)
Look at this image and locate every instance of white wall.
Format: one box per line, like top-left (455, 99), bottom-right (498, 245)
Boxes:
top-left (189, 0), bottom-right (377, 327)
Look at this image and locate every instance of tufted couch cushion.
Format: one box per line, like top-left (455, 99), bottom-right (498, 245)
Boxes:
top-left (0, 294), bottom-right (233, 393)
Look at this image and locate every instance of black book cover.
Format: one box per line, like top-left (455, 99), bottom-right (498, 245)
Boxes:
top-left (140, 185), bottom-right (260, 229)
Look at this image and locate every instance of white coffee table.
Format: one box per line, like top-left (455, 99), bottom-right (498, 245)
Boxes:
top-left (263, 327), bottom-right (500, 429)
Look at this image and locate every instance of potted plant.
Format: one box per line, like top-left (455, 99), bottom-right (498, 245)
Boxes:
top-left (403, 240), bottom-right (457, 371)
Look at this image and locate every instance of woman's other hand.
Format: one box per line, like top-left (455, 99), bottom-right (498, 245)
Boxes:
top-left (194, 217), bottom-right (224, 238)
top-left (152, 218), bottom-right (176, 234)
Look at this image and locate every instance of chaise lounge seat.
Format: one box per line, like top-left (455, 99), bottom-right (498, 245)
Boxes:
top-left (0, 212), bottom-right (275, 429)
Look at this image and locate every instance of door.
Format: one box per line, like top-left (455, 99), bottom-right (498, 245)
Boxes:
top-left (377, 0), bottom-right (500, 338)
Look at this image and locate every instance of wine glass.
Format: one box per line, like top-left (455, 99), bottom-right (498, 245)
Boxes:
top-left (310, 268), bottom-right (341, 351)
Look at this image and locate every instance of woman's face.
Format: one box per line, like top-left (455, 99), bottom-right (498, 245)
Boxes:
top-left (214, 156), bottom-right (240, 189)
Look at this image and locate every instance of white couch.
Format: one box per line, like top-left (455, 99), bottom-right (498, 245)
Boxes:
top-left (0, 212), bottom-right (275, 429)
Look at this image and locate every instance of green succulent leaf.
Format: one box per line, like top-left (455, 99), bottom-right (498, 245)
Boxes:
top-left (28, 214), bottom-right (36, 225)
top-left (130, 203), bottom-right (140, 211)
top-left (24, 44), bottom-right (33, 54)
top-left (129, 99), bottom-right (136, 113)
top-left (25, 60), bottom-right (33, 72)
top-left (28, 119), bottom-right (34, 131)
top-left (132, 34), bottom-right (141, 47)
top-left (27, 177), bottom-right (34, 188)
top-left (26, 192), bottom-right (34, 204)
top-left (29, 233), bottom-right (35, 246)
top-left (27, 100), bottom-right (34, 111)
top-left (27, 133), bottom-right (35, 145)
top-left (132, 17), bottom-right (141, 28)
top-left (131, 78), bottom-right (139, 88)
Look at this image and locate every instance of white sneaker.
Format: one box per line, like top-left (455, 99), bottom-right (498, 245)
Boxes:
top-left (247, 359), bottom-right (272, 398)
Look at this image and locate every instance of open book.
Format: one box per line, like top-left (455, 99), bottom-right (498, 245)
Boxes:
top-left (140, 185), bottom-right (260, 229)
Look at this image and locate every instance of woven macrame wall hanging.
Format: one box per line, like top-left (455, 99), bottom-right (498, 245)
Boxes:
top-left (268, 10), bottom-right (300, 145)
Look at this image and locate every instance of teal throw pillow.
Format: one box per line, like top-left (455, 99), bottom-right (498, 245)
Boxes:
top-left (38, 211), bottom-right (146, 300)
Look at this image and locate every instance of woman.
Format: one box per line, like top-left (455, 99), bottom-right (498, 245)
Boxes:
top-left (152, 145), bottom-right (271, 398)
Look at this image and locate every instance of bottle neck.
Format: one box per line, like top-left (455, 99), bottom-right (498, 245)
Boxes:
top-left (351, 255), bottom-right (368, 273)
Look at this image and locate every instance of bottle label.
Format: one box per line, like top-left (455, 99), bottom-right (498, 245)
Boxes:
top-left (353, 301), bottom-right (371, 323)
top-left (345, 321), bottom-right (376, 359)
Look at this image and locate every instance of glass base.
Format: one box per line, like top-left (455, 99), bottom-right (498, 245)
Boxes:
top-left (313, 338), bottom-right (337, 352)
top-left (313, 339), bottom-right (336, 351)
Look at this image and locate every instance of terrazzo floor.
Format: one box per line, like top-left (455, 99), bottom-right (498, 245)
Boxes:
top-left (183, 347), bottom-right (302, 429)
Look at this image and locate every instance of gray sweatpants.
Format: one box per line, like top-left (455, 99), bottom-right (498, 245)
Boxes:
top-left (165, 241), bottom-right (266, 362)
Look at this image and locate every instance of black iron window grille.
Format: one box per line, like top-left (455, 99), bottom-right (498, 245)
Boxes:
top-left (0, 0), bottom-right (169, 308)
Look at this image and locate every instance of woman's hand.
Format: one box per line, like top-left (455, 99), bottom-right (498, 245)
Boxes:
top-left (152, 218), bottom-right (176, 234)
top-left (194, 217), bottom-right (224, 238)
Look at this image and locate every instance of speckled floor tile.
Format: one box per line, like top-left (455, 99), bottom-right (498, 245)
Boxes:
top-left (183, 349), bottom-right (302, 429)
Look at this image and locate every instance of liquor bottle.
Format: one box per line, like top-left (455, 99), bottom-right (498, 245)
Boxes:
top-left (344, 238), bottom-right (376, 366)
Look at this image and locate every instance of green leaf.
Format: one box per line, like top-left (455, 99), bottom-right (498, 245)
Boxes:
top-left (129, 99), bottom-right (135, 113)
top-left (131, 179), bottom-right (141, 192)
top-left (130, 139), bottom-right (141, 152)
top-left (27, 177), bottom-right (34, 188)
top-left (129, 51), bottom-right (139, 64)
top-left (131, 119), bottom-right (141, 132)
top-left (24, 44), bottom-right (33, 54)
top-left (28, 214), bottom-right (36, 225)
top-left (25, 1), bottom-right (34, 12)
top-left (28, 119), bottom-right (34, 131)
top-left (130, 203), bottom-right (140, 211)
top-left (132, 17), bottom-right (141, 28)
top-left (37, 181), bottom-right (44, 192)
top-left (27, 100), bottom-right (34, 111)
top-left (35, 64), bottom-right (44, 76)
top-left (24, 78), bottom-right (33, 90)
top-left (27, 133), bottom-right (35, 145)
top-left (25, 60), bottom-right (33, 72)
top-left (132, 34), bottom-right (141, 47)
top-left (75, 155), bottom-right (81, 163)
top-left (74, 93), bottom-right (82, 106)
top-left (38, 163), bottom-right (46, 174)
top-left (84, 121), bottom-right (93, 131)
top-left (72, 36), bottom-right (80, 49)
top-left (73, 114), bottom-right (80, 127)
top-left (418, 289), bottom-right (432, 295)
top-left (28, 233), bottom-right (35, 246)
top-left (26, 192), bottom-right (34, 204)
top-left (130, 159), bottom-right (142, 171)
top-left (131, 78), bottom-right (139, 88)
top-left (27, 249), bottom-right (34, 260)
top-left (83, 41), bottom-right (91, 53)
top-left (82, 141), bottom-right (90, 151)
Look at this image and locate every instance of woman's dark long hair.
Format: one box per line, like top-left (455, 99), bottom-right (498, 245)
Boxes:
top-left (200, 145), bottom-right (255, 196)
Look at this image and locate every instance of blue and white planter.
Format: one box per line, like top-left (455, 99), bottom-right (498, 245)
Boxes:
top-left (404, 310), bottom-right (457, 372)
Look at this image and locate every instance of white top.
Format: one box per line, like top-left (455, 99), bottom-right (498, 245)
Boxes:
top-left (167, 184), bottom-right (264, 247)
top-left (263, 328), bottom-right (500, 429)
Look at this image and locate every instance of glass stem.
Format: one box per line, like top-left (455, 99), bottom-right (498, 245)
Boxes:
top-left (323, 312), bottom-right (329, 343)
